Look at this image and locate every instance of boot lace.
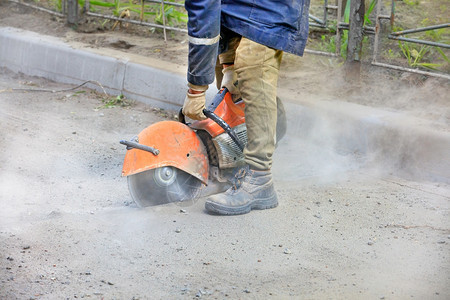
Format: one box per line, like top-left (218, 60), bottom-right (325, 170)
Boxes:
top-left (231, 166), bottom-right (248, 191)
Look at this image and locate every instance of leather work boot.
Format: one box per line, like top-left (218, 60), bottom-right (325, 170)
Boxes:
top-left (205, 166), bottom-right (278, 215)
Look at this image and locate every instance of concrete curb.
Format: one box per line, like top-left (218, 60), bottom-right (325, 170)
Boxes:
top-left (1, 26), bottom-right (449, 183)
top-left (0, 27), bottom-right (216, 109)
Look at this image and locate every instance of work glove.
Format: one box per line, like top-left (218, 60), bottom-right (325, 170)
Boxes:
top-left (182, 83), bottom-right (208, 121)
top-left (221, 65), bottom-right (240, 96)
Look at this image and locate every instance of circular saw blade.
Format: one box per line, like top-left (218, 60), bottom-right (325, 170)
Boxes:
top-left (127, 167), bottom-right (203, 207)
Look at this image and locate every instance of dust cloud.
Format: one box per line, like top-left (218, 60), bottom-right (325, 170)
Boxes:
top-left (281, 55), bottom-right (449, 128)
top-left (275, 60), bottom-right (450, 184)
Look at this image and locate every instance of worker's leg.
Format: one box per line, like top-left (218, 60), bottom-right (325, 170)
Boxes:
top-left (205, 38), bottom-right (282, 215)
top-left (235, 37), bottom-right (283, 170)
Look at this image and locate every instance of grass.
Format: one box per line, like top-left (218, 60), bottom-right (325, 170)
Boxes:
top-left (402, 0), bottom-right (420, 7)
top-left (398, 42), bottom-right (442, 70)
top-left (99, 94), bottom-right (132, 108)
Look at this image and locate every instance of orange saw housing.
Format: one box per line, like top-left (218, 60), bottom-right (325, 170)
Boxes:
top-left (191, 91), bottom-right (245, 137)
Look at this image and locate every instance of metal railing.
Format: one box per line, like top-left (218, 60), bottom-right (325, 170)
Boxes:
top-left (389, 24), bottom-right (450, 49)
top-left (84, 0), bottom-right (187, 41)
top-left (371, 0), bottom-right (450, 80)
top-left (9, 0), bottom-right (64, 17)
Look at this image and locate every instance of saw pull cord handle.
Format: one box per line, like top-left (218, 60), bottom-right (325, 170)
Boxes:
top-left (202, 109), bottom-right (244, 152)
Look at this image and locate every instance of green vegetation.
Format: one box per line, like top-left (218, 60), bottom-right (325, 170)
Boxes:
top-left (398, 42), bottom-right (441, 69)
top-left (155, 3), bottom-right (187, 26)
top-left (317, 0), bottom-right (377, 58)
top-left (81, 0), bottom-right (187, 25)
top-left (403, 0), bottom-right (420, 7)
top-left (99, 94), bottom-right (131, 108)
top-left (310, 0), bottom-right (449, 72)
top-left (38, 0), bottom-right (187, 27)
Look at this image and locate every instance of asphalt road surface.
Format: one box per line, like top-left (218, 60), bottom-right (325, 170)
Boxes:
top-left (1, 69), bottom-right (449, 299)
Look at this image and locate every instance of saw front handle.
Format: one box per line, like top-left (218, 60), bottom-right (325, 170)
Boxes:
top-left (120, 139), bottom-right (160, 156)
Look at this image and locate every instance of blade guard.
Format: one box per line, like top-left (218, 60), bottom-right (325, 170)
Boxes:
top-left (122, 121), bottom-right (209, 185)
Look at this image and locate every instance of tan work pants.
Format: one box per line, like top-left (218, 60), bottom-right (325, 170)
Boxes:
top-left (217, 37), bottom-right (283, 170)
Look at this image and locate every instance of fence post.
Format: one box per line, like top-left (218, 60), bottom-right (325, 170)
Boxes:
top-left (346, 0), bottom-right (365, 79)
top-left (335, 0), bottom-right (342, 56)
top-left (67, 0), bottom-right (78, 25)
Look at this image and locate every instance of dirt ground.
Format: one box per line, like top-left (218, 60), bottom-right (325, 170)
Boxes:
top-left (0, 0), bottom-right (449, 128)
top-left (1, 1), bottom-right (450, 299)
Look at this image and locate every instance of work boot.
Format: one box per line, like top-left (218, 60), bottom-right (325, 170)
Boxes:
top-left (205, 166), bottom-right (278, 215)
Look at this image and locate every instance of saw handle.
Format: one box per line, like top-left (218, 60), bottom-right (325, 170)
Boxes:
top-left (178, 88), bottom-right (228, 125)
top-left (202, 87), bottom-right (244, 152)
top-left (202, 109), bottom-right (244, 152)
top-left (206, 87), bottom-right (228, 112)
top-left (179, 87), bottom-right (244, 152)
top-left (120, 140), bottom-right (160, 156)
